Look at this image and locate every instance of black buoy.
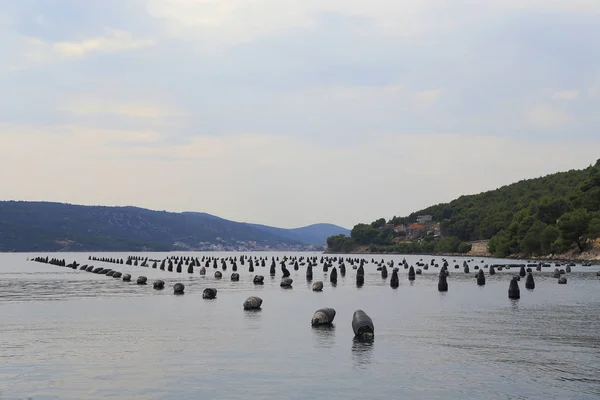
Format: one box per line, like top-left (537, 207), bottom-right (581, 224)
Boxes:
top-left (356, 273), bottom-right (364, 287)
top-left (311, 308), bottom-right (336, 326)
top-left (153, 279), bottom-right (165, 289)
top-left (352, 310), bottom-right (374, 341)
top-left (477, 269), bottom-right (485, 286)
top-left (330, 267), bottom-right (338, 284)
top-left (525, 272), bottom-right (535, 289)
top-left (390, 269), bottom-right (399, 288)
top-left (243, 296), bottom-right (262, 310)
top-left (508, 277), bottom-right (520, 299)
top-left (280, 277), bottom-right (293, 288)
top-left (438, 269), bottom-right (448, 292)
top-left (173, 283), bottom-right (185, 294)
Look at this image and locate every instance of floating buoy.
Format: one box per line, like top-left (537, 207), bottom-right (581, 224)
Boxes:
top-left (390, 269), bottom-right (399, 288)
top-left (153, 279), bottom-right (165, 289)
top-left (311, 308), bottom-right (336, 326)
top-left (352, 310), bottom-right (374, 341)
top-left (508, 277), bottom-right (520, 299)
top-left (202, 288), bottom-right (217, 299)
top-left (243, 296), bottom-right (262, 310)
top-left (173, 283), bottom-right (185, 294)
top-left (438, 269), bottom-right (448, 292)
top-left (280, 277), bottom-right (293, 288)
top-left (476, 269), bottom-right (485, 286)
top-left (408, 266), bottom-right (415, 281)
top-left (525, 272), bottom-right (535, 290)
top-left (330, 267), bottom-right (338, 284)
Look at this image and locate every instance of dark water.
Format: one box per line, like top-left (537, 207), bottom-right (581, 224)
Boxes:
top-left (1, 252), bottom-right (600, 400)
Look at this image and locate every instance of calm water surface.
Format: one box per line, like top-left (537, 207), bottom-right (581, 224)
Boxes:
top-left (1, 252), bottom-right (599, 400)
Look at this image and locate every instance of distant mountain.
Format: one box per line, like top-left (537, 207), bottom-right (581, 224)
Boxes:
top-left (247, 223), bottom-right (351, 245)
top-left (0, 201), bottom-right (343, 252)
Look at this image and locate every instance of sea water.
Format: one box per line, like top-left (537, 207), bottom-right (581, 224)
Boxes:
top-left (1, 252), bottom-right (599, 400)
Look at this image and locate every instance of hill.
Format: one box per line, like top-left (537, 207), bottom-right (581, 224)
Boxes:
top-left (0, 201), bottom-right (348, 252)
top-left (247, 223), bottom-right (351, 245)
top-left (327, 159), bottom-right (600, 257)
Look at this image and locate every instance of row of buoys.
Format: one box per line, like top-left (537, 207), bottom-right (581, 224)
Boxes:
top-left (83, 255), bottom-right (595, 286)
top-left (31, 254), bottom-right (593, 300)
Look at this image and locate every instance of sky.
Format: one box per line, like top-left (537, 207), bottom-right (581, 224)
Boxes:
top-left (1, 0), bottom-right (599, 229)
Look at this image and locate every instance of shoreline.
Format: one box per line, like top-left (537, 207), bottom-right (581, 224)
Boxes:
top-left (324, 250), bottom-right (600, 263)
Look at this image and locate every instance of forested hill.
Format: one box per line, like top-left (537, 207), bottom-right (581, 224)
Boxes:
top-left (0, 202), bottom-right (349, 252)
top-left (327, 159), bottom-right (600, 257)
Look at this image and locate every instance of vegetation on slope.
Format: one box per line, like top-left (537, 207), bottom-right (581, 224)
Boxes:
top-left (327, 159), bottom-right (600, 257)
top-left (0, 202), bottom-right (343, 252)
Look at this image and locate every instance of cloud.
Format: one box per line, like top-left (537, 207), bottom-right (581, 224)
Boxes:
top-left (526, 105), bottom-right (570, 128)
top-left (53, 29), bottom-right (155, 57)
top-left (2, 29), bottom-right (154, 72)
top-left (413, 89), bottom-right (443, 107)
top-left (551, 90), bottom-right (580, 100)
top-left (60, 100), bottom-right (183, 118)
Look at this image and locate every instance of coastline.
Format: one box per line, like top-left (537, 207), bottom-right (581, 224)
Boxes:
top-left (324, 241), bottom-right (600, 263)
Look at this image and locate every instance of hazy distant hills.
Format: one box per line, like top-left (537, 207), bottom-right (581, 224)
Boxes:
top-left (0, 201), bottom-right (350, 252)
top-left (247, 223), bottom-right (351, 246)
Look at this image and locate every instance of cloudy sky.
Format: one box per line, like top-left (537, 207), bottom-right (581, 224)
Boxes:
top-left (1, 0), bottom-right (599, 229)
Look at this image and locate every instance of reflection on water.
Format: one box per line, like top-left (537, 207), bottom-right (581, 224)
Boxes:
top-left (351, 338), bottom-right (374, 369)
top-left (311, 325), bottom-right (336, 349)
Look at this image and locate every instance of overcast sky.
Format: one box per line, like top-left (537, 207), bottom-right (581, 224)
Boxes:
top-left (1, 1), bottom-right (599, 229)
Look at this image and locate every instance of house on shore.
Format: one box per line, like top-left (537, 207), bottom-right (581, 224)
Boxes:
top-left (407, 223), bottom-right (425, 238)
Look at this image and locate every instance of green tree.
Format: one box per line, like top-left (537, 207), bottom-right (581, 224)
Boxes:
top-left (588, 216), bottom-right (600, 239)
top-left (351, 224), bottom-right (380, 245)
top-left (371, 218), bottom-right (387, 229)
top-left (434, 236), bottom-right (461, 253)
top-left (457, 242), bottom-right (472, 253)
top-left (521, 220), bottom-right (547, 254)
top-left (326, 235), bottom-right (356, 252)
top-left (540, 225), bottom-right (559, 254)
top-left (557, 208), bottom-right (590, 252)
